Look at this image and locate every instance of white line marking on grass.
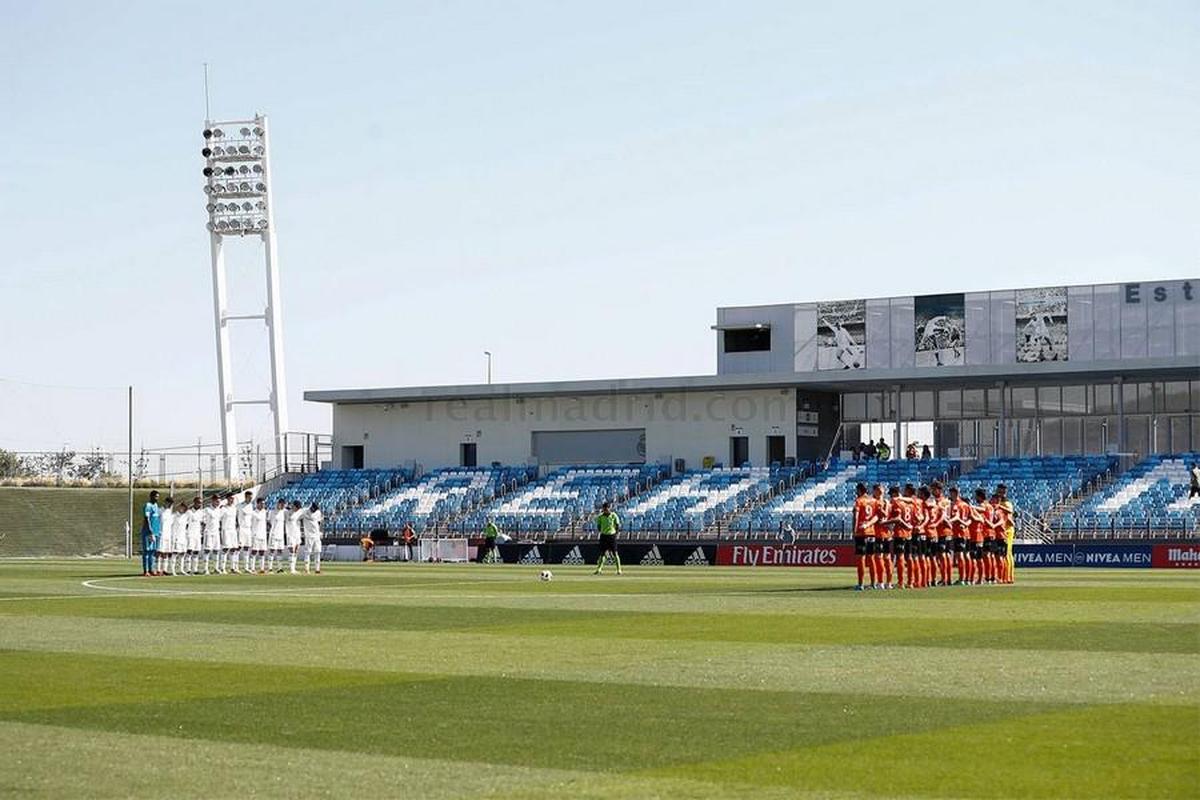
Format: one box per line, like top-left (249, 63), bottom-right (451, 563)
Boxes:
top-left (79, 577), bottom-right (356, 598)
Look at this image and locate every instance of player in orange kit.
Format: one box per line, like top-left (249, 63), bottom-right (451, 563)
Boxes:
top-left (886, 486), bottom-right (912, 589)
top-left (874, 486), bottom-right (895, 589)
top-left (931, 481), bottom-right (953, 586)
top-left (949, 486), bottom-right (973, 585)
top-left (852, 482), bottom-right (878, 591)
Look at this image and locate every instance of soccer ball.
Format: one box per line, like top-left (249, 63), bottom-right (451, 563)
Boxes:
top-left (539, 570), bottom-right (553, 582)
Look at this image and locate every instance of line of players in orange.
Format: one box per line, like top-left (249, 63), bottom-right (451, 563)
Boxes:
top-left (851, 480), bottom-right (1015, 590)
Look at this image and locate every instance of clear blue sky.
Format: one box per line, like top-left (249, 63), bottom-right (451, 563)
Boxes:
top-left (1, 0), bottom-right (1197, 452)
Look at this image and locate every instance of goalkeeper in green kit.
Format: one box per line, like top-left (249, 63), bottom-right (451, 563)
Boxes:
top-left (593, 502), bottom-right (623, 575)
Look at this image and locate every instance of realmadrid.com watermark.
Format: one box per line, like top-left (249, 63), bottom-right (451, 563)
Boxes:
top-left (426, 393), bottom-right (794, 426)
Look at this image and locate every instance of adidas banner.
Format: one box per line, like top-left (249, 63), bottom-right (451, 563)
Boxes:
top-left (496, 543), bottom-right (716, 566)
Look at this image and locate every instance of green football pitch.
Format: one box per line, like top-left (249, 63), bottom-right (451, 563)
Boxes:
top-left (0, 561), bottom-right (1196, 799)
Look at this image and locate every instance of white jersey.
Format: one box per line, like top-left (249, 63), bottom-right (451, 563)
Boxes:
top-left (268, 509), bottom-right (287, 549)
top-left (237, 501), bottom-right (255, 548)
top-left (304, 510), bottom-right (323, 546)
top-left (159, 509), bottom-right (175, 552)
top-left (185, 509), bottom-right (203, 551)
top-left (220, 503), bottom-right (238, 548)
top-left (284, 510), bottom-right (302, 547)
top-left (170, 512), bottom-right (186, 553)
top-left (202, 506), bottom-right (222, 550)
top-left (251, 508), bottom-right (268, 549)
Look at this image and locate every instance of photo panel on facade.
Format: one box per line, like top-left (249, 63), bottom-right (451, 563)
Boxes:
top-left (816, 299), bottom-right (866, 369)
top-left (1015, 286), bottom-right (1068, 362)
top-left (914, 293), bottom-right (965, 366)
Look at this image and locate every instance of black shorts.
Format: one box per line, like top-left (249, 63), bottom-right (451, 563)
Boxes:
top-left (598, 533), bottom-right (617, 553)
top-left (914, 536), bottom-right (928, 554)
top-left (954, 537), bottom-right (969, 553)
top-left (938, 539), bottom-right (951, 555)
top-left (893, 539), bottom-right (909, 556)
top-left (854, 537), bottom-right (871, 556)
top-left (971, 544), bottom-right (985, 560)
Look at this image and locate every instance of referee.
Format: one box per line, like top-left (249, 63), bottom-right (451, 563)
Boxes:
top-left (593, 502), bottom-right (623, 575)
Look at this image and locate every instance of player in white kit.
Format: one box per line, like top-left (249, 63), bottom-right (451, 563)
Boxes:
top-left (219, 494), bottom-right (238, 573)
top-left (202, 495), bottom-right (222, 574)
top-left (303, 503), bottom-right (324, 574)
top-left (267, 499), bottom-right (288, 573)
top-left (284, 501), bottom-right (303, 574)
top-left (250, 498), bottom-right (269, 573)
top-left (235, 490), bottom-right (254, 574)
top-left (169, 502), bottom-right (188, 574)
top-left (154, 497), bottom-right (174, 575)
top-left (185, 498), bottom-right (204, 574)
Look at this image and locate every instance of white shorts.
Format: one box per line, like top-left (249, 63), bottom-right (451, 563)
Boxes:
top-left (284, 531), bottom-right (300, 548)
top-left (251, 535), bottom-right (268, 551)
top-left (203, 530), bottom-right (220, 551)
top-left (221, 524), bottom-right (237, 549)
top-left (238, 526), bottom-right (254, 549)
top-left (268, 534), bottom-right (284, 551)
top-left (306, 538), bottom-right (322, 555)
top-left (187, 531), bottom-right (202, 552)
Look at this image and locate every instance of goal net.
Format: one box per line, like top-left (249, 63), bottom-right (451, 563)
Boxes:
top-left (419, 537), bottom-right (470, 562)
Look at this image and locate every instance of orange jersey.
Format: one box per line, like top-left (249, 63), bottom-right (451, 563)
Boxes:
top-left (876, 498), bottom-right (893, 539)
top-left (970, 502), bottom-right (991, 543)
top-left (911, 498), bottom-right (927, 532)
top-left (890, 497), bottom-right (914, 539)
top-left (951, 499), bottom-right (973, 536)
top-left (922, 498), bottom-right (940, 537)
top-left (995, 503), bottom-right (1013, 536)
top-left (934, 496), bottom-right (952, 538)
top-left (853, 495), bottom-right (876, 537)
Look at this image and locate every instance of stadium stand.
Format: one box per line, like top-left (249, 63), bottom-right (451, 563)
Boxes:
top-left (1056, 453), bottom-right (1200, 536)
top-left (959, 456), bottom-right (1116, 519)
top-left (731, 458), bottom-right (953, 535)
top-left (463, 464), bottom-right (668, 534)
top-left (268, 468), bottom-right (412, 512)
top-left (618, 466), bottom-right (805, 534)
top-left (331, 466), bottom-right (534, 533)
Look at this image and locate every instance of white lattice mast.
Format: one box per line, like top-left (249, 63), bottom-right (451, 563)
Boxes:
top-left (201, 115), bottom-right (289, 480)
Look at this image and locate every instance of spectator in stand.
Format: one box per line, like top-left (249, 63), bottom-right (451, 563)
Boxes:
top-left (1190, 463), bottom-right (1200, 499)
top-left (863, 440), bottom-right (877, 460)
top-left (905, 442), bottom-right (918, 460)
top-left (876, 439), bottom-right (891, 461)
top-left (851, 443), bottom-right (861, 463)
top-left (921, 444), bottom-right (932, 460)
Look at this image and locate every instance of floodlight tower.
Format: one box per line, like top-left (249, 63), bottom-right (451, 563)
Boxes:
top-left (201, 116), bottom-right (289, 480)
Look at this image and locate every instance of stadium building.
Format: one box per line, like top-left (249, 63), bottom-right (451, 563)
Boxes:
top-left (296, 278), bottom-right (1199, 549)
top-left (309, 279), bottom-right (1198, 469)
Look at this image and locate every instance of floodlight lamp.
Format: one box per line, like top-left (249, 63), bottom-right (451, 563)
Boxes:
top-left (237, 145), bottom-right (250, 155)
top-left (256, 219), bottom-right (268, 230)
top-left (206, 221), bottom-right (215, 231)
top-left (238, 181), bottom-right (250, 192)
top-left (212, 129), bottom-right (224, 138)
top-left (238, 165), bottom-right (249, 175)
top-left (203, 129), bottom-right (213, 139)
top-left (240, 127), bottom-right (251, 137)
top-left (253, 127), bottom-right (264, 137)
top-left (252, 164), bottom-right (263, 174)
top-left (229, 219), bottom-right (242, 230)
top-left (224, 166), bottom-right (236, 176)
top-left (203, 167), bottom-right (215, 177)
top-left (242, 201), bottom-right (252, 212)
top-left (255, 200), bottom-right (266, 211)
top-left (206, 203), bottom-right (216, 213)
top-left (216, 220), bottom-right (229, 231)
top-left (255, 182), bottom-right (266, 192)
top-left (252, 145), bottom-right (265, 156)
top-left (211, 146), bottom-right (224, 157)
top-left (202, 147), bottom-right (212, 157)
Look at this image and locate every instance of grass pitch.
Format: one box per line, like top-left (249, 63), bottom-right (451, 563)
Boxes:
top-left (0, 562), bottom-right (1196, 799)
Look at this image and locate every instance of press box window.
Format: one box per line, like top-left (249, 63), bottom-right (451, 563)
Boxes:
top-left (723, 327), bottom-right (771, 353)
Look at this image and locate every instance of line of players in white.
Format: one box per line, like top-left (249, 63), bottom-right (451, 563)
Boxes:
top-left (152, 491), bottom-right (324, 576)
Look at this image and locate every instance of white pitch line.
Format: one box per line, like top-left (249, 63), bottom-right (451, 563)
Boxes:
top-left (79, 577), bottom-right (358, 598)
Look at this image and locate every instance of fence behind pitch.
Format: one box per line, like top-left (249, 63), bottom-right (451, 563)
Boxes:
top-left (0, 487), bottom-right (154, 557)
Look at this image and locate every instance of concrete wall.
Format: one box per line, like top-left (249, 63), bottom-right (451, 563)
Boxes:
top-left (332, 388), bottom-right (797, 472)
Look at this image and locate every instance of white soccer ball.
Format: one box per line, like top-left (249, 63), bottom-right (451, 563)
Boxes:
top-left (539, 569), bottom-right (553, 582)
